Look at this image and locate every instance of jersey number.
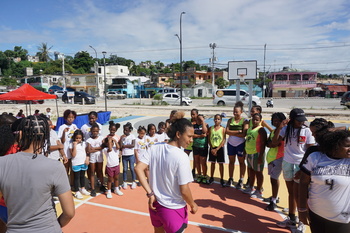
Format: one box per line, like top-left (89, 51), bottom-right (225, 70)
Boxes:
top-left (325, 179), bottom-right (334, 190)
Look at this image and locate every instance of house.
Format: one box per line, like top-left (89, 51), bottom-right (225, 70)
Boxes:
top-left (182, 82), bottom-right (214, 98)
top-left (267, 67), bottom-right (317, 97)
top-left (66, 74), bottom-right (98, 95)
top-left (172, 68), bottom-right (228, 87)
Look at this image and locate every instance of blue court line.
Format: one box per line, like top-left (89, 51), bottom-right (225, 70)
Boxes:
top-left (111, 115), bottom-right (144, 123)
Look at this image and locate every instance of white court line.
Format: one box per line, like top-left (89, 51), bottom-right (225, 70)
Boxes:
top-left (82, 201), bottom-right (247, 233)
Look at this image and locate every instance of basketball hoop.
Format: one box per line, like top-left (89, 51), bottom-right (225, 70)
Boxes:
top-left (239, 74), bottom-right (246, 82)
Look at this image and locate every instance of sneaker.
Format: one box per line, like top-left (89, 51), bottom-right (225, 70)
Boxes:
top-left (277, 217), bottom-right (297, 228)
top-left (131, 182), bottom-right (137, 189)
top-left (250, 190), bottom-right (263, 199)
top-left (106, 191), bottom-right (112, 199)
top-left (100, 185), bottom-right (107, 193)
top-left (235, 179), bottom-right (243, 189)
top-left (137, 181), bottom-right (142, 187)
top-left (114, 187), bottom-right (124, 196)
top-left (209, 177), bottom-right (214, 184)
top-left (220, 179), bottom-right (225, 187)
top-left (196, 175), bottom-right (202, 183)
top-left (282, 208), bottom-right (289, 213)
top-left (201, 176), bottom-right (209, 184)
top-left (75, 191), bottom-right (83, 199)
top-left (244, 177), bottom-right (250, 187)
top-left (295, 221), bottom-right (306, 233)
top-left (265, 201), bottom-right (277, 211)
top-left (242, 186), bottom-right (255, 194)
top-left (122, 182), bottom-right (128, 190)
top-left (90, 189), bottom-right (96, 197)
top-left (263, 196), bottom-right (280, 204)
top-left (225, 178), bottom-right (233, 187)
top-left (80, 188), bottom-right (90, 196)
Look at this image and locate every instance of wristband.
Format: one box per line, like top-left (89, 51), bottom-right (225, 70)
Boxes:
top-left (146, 191), bottom-right (154, 198)
top-left (298, 208), bottom-right (308, 212)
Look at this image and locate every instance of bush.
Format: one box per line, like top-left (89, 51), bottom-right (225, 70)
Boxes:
top-left (153, 94), bottom-right (163, 100)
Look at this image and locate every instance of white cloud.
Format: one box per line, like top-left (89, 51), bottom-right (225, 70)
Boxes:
top-left (1, 0), bottom-right (350, 73)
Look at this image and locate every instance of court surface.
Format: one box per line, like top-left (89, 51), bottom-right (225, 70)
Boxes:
top-left (59, 115), bottom-right (310, 233)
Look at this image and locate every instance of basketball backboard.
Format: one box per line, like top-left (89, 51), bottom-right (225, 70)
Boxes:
top-left (228, 60), bottom-right (257, 80)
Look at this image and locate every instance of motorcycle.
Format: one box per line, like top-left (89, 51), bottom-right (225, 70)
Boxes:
top-left (266, 99), bottom-right (274, 108)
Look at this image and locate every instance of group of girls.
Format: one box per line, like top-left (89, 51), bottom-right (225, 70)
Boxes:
top-left (57, 109), bottom-right (170, 199)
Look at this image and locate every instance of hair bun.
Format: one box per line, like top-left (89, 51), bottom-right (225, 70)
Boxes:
top-left (171, 111), bottom-right (185, 123)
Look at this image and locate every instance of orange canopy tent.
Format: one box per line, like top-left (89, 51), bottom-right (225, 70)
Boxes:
top-left (0, 84), bottom-right (58, 116)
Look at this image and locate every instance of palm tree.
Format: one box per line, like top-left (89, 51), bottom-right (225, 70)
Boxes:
top-left (37, 42), bottom-right (53, 62)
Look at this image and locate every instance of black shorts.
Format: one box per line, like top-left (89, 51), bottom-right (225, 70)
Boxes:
top-left (208, 147), bottom-right (225, 163)
top-left (309, 209), bottom-right (350, 233)
top-left (192, 146), bottom-right (208, 158)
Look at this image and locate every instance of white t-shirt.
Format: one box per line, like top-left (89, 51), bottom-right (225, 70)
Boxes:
top-left (134, 137), bottom-right (147, 160)
top-left (103, 146), bottom-right (120, 168)
top-left (48, 129), bottom-right (60, 161)
top-left (145, 134), bottom-right (158, 147)
top-left (81, 122), bottom-right (102, 140)
top-left (69, 141), bottom-right (87, 166)
top-left (155, 132), bottom-right (169, 143)
top-left (140, 143), bottom-right (194, 209)
top-left (86, 136), bottom-right (103, 158)
top-left (57, 123), bottom-right (78, 159)
top-left (279, 126), bottom-right (315, 164)
top-left (121, 134), bottom-right (136, 156)
top-left (301, 151), bottom-right (350, 223)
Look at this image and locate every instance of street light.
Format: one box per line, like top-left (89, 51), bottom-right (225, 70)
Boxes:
top-left (89, 45), bottom-right (99, 97)
top-left (175, 11), bottom-right (185, 106)
top-left (102, 51), bottom-right (107, 111)
top-left (209, 43), bottom-right (217, 96)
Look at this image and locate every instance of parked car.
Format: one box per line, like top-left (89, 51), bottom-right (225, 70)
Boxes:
top-left (162, 93), bottom-right (192, 106)
top-left (213, 89), bottom-right (261, 106)
top-left (106, 91), bottom-right (126, 99)
top-left (340, 91), bottom-right (350, 108)
top-left (62, 91), bottom-right (96, 104)
top-left (54, 90), bottom-right (66, 98)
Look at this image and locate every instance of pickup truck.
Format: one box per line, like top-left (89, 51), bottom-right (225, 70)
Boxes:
top-left (106, 91), bottom-right (126, 99)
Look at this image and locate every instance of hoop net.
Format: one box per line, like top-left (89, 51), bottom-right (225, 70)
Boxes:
top-left (239, 74), bottom-right (246, 82)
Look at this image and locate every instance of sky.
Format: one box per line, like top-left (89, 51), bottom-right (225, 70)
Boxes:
top-left (1, 0), bottom-right (350, 74)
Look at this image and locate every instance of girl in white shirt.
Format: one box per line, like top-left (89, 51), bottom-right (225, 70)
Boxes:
top-left (146, 123), bottom-right (158, 147)
top-left (120, 122), bottom-right (136, 189)
top-left (69, 129), bottom-right (90, 199)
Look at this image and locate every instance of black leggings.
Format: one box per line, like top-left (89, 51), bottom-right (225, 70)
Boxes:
top-left (309, 210), bottom-right (350, 233)
top-left (74, 170), bottom-right (86, 192)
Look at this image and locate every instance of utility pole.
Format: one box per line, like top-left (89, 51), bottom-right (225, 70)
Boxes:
top-left (263, 44), bottom-right (266, 98)
top-left (102, 51), bottom-right (107, 111)
top-left (209, 43), bottom-right (217, 96)
top-left (61, 53), bottom-right (66, 91)
top-left (89, 45), bottom-right (99, 97)
top-left (175, 12), bottom-right (185, 106)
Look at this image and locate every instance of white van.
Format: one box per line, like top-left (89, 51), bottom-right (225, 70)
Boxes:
top-left (213, 89), bottom-right (261, 106)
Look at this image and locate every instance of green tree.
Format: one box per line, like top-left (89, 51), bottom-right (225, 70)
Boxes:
top-left (71, 51), bottom-right (94, 73)
top-left (215, 77), bottom-right (229, 89)
top-left (13, 46), bottom-right (28, 61)
top-left (0, 76), bottom-right (18, 86)
top-left (37, 42), bottom-right (53, 62)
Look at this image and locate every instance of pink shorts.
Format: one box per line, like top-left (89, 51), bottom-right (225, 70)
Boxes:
top-left (149, 201), bottom-right (188, 233)
top-left (105, 165), bottom-right (120, 178)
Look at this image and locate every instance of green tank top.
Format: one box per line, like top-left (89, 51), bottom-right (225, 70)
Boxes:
top-left (229, 118), bottom-right (244, 131)
top-left (193, 123), bottom-right (207, 148)
top-left (245, 126), bottom-right (262, 154)
top-left (210, 126), bottom-right (224, 148)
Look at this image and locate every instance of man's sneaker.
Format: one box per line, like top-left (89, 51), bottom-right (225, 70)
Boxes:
top-left (250, 190), bottom-right (263, 199)
top-left (265, 201), bottom-right (277, 211)
top-left (131, 182), bottom-right (137, 189)
top-left (90, 189), bottom-right (96, 197)
top-left (235, 179), bottom-right (243, 189)
top-left (80, 188), bottom-right (90, 196)
top-left (106, 191), bottom-right (112, 199)
top-left (196, 175), bottom-right (202, 183)
top-left (201, 176), bottom-right (209, 184)
top-left (209, 177), bottom-right (214, 184)
top-left (277, 217), bottom-right (297, 228)
top-left (114, 187), bottom-right (124, 196)
top-left (225, 178), bottom-right (233, 187)
top-left (242, 186), bottom-right (254, 194)
top-left (263, 196), bottom-right (280, 203)
top-left (122, 182), bottom-right (128, 190)
top-left (75, 191), bottom-right (83, 199)
top-left (220, 179), bottom-right (225, 187)
top-left (100, 185), bottom-right (107, 193)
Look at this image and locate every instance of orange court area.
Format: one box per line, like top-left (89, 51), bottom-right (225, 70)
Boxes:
top-left (61, 163), bottom-right (310, 233)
